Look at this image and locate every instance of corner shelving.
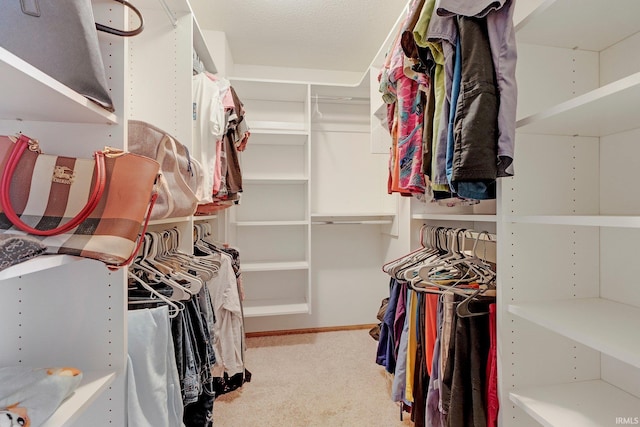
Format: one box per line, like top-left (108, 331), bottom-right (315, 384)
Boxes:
top-left (227, 78), bottom-right (312, 318)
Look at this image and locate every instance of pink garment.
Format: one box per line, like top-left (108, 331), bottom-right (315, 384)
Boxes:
top-left (486, 303), bottom-right (499, 427)
top-left (395, 72), bottom-right (426, 194)
top-left (222, 89), bottom-right (235, 110)
top-left (212, 138), bottom-right (223, 194)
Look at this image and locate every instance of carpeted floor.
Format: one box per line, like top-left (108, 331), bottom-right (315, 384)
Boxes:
top-left (212, 329), bottom-right (413, 427)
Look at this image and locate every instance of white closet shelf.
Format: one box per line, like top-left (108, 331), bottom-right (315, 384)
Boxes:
top-left (412, 213), bottom-right (497, 222)
top-left (516, 72), bottom-right (640, 137)
top-left (42, 370), bottom-right (116, 427)
top-left (509, 298), bottom-right (640, 369)
top-left (243, 299), bottom-right (310, 317)
top-left (505, 215), bottom-right (640, 228)
top-left (312, 213), bottom-right (395, 219)
top-left (515, 0), bottom-right (640, 51)
top-left (244, 177), bottom-right (308, 184)
top-left (0, 255), bottom-right (94, 281)
top-left (193, 214), bottom-right (218, 221)
top-left (148, 216), bottom-right (192, 226)
top-left (229, 78), bottom-right (309, 102)
top-left (0, 48), bottom-right (117, 124)
top-left (234, 220), bottom-right (308, 226)
top-left (311, 213), bottom-right (395, 225)
top-left (242, 261), bottom-right (309, 272)
top-left (247, 121), bottom-right (308, 133)
top-left (510, 380), bottom-right (640, 427)
top-left (312, 220), bottom-right (392, 225)
top-left (250, 128), bottom-right (309, 137)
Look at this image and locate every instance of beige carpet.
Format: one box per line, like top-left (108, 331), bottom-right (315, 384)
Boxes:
top-left (212, 329), bottom-right (414, 427)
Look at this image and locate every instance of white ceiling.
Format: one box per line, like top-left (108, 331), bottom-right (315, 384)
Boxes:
top-left (190, 0), bottom-right (408, 74)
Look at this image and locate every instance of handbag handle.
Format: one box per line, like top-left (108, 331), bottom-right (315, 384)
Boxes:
top-left (0, 135), bottom-right (107, 236)
top-left (107, 191), bottom-right (158, 270)
top-left (95, 0), bottom-right (144, 37)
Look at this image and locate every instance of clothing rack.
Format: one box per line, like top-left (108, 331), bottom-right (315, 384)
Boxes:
top-left (127, 225), bottom-right (249, 426)
top-left (376, 224), bottom-right (498, 427)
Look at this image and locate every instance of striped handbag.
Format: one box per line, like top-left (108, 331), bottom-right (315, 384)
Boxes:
top-left (0, 134), bottom-right (159, 268)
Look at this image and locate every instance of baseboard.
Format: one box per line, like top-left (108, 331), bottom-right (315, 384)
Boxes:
top-left (246, 323), bottom-right (377, 338)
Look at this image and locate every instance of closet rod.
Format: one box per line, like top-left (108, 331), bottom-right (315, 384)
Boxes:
top-left (311, 220), bottom-right (392, 225)
top-left (156, 0), bottom-right (178, 27)
top-left (312, 94), bottom-right (369, 104)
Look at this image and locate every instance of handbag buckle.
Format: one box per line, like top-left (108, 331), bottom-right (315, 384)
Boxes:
top-left (103, 146), bottom-right (126, 158)
top-left (9, 134), bottom-right (42, 154)
top-left (27, 138), bottom-right (42, 154)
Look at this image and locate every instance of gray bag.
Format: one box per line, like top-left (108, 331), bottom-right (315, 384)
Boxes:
top-left (0, 0), bottom-right (143, 112)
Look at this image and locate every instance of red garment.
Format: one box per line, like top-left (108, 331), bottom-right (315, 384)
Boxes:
top-left (424, 294), bottom-right (439, 376)
top-left (486, 303), bottom-right (499, 427)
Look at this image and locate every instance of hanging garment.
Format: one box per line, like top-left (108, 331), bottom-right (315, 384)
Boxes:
top-left (436, 0), bottom-right (517, 180)
top-left (426, 297), bottom-right (446, 427)
top-left (376, 279), bottom-right (403, 373)
top-left (127, 306), bottom-right (185, 427)
top-left (486, 0), bottom-right (517, 177)
top-left (443, 297), bottom-right (492, 427)
top-left (192, 73), bottom-right (230, 203)
top-left (392, 297), bottom-right (411, 404)
top-left (486, 304), bottom-right (499, 427)
top-left (412, 293), bottom-right (429, 427)
top-left (450, 15), bottom-right (498, 200)
top-left (415, 0), bottom-right (456, 193)
top-left (206, 252), bottom-right (244, 377)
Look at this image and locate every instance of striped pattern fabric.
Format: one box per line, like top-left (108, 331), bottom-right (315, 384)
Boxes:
top-left (0, 136), bottom-right (159, 266)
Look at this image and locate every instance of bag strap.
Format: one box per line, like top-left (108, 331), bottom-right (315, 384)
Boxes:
top-left (95, 0), bottom-right (144, 37)
top-left (0, 135), bottom-right (107, 236)
top-left (107, 191), bottom-right (159, 270)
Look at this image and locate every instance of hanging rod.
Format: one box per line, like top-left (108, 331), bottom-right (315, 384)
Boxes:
top-left (311, 220), bottom-right (393, 225)
top-left (312, 94), bottom-right (369, 104)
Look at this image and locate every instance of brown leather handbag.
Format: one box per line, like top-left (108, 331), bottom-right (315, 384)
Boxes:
top-left (0, 134), bottom-right (159, 268)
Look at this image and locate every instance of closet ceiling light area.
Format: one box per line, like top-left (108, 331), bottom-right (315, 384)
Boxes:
top-left (190, 0), bottom-right (407, 72)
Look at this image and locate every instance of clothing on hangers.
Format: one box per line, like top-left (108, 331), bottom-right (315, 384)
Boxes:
top-left (127, 226), bottom-right (250, 426)
top-left (376, 225), bottom-right (497, 426)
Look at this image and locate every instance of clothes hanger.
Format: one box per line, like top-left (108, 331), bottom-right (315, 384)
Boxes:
top-left (162, 228), bottom-right (215, 280)
top-left (451, 231), bottom-right (497, 317)
top-left (127, 270), bottom-right (183, 318)
top-left (133, 233), bottom-right (196, 300)
top-left (389, 226), bottom-right (442, 279)
top-left (382, 224), bottom-right (431, 274)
